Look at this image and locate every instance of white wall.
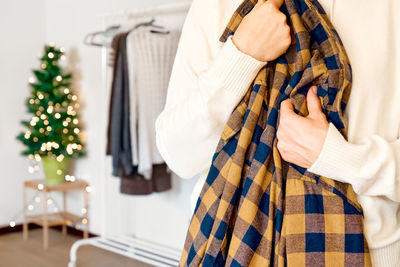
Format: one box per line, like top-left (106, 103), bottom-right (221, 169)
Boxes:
top-left (0, 0), bottom-right (47, 227)
top-left (0, 0), bottom-right (198, 251)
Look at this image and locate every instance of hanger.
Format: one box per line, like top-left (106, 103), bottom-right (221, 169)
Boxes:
top-left (130, 18), bottom-right (170, 35)
top-left (84, 25), bottom-right (121, 47)
top-left (148, 18), bottom-right (170, 34)
top-left (84, 17), bottom-right (170, 47)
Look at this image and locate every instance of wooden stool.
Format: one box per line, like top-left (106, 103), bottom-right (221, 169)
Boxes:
top-left (23, 179), bottom-right (90, 249)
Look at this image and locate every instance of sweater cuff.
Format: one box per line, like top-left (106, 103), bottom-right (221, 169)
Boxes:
top-left (370, 239), bottom-right (400, 267)
top-left (306, 122), bottom-right (365, 186)
top-left (201, 35), bottom-right (267, 98)
top-left (306, 122), bottom-right (336, 174)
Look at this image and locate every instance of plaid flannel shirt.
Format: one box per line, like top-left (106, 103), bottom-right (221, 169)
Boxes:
top-left (180, 0), bottom-right (372, 266)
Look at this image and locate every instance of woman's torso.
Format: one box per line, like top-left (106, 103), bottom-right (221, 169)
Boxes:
top-left (191, 0), bottom-right (400, 214)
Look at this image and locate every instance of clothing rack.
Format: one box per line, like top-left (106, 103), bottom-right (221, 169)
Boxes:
top-left (68, 3), bottom-right (191, 267)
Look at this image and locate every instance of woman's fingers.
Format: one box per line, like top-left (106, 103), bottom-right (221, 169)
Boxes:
top-left (256, 0), bottom-right (284, 10)
top-left (267, 0), bottom-right (285, 8)
top-left (234, 0), bottom-right (290, 61)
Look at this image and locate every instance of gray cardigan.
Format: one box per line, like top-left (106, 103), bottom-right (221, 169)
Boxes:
top-left (106, 31), bottom-right (133, 177)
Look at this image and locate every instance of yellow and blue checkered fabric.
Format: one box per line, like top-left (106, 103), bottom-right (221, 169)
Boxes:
top-left (180, 0), bottom-right (372, 266)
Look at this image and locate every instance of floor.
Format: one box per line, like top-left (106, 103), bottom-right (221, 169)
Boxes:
top-left (0, 229), bottom-right (154, 267)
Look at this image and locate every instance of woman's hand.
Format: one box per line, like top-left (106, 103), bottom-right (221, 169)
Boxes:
top-left (232, 0), bottom-right (291, 62)
top-left (276, 86), bottom-right (329, 168)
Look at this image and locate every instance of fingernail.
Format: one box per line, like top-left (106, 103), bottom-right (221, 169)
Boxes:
top-left (312, 86), bottom-right (317, 94)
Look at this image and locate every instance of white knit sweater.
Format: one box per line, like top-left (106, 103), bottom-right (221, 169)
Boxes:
top-left (155, 0), bottom-right (400, 265)
top-left (126, 26), bottom-right (181, 178)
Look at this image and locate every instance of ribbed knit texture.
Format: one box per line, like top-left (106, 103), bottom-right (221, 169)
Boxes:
top-left (127, 26), bottom-right (181, 179)
top-left (370, 240), bottom-right (400, 267)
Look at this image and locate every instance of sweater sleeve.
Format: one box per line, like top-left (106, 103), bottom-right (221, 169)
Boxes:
top-left (155, 0), bottom-right (266, 179)
top-left (307, 121), bottom-right (400, 202)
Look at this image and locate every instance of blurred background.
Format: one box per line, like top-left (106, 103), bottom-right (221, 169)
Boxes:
top-left (0, 0), bottom-right (197, 266)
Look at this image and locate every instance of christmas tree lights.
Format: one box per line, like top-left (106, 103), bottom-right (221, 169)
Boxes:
top-left (17, 43), bottom-right (85, 172)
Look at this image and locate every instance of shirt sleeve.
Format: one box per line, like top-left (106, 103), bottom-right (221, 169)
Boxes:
top-left (307, 121), bottom-right (400, 202)
top-left (155, 0), bottom-right (266, 179)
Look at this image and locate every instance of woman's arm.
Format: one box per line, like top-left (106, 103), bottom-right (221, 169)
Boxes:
top-left (307, 122), bottom-right (400, 202)
top-left (155, 0), bottom-right (291, 178)
top-left (155, 0), bottom-right (266, 179)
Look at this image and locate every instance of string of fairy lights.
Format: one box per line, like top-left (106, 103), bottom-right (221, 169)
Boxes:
top-left (9, 179), bottom-right (92, 230)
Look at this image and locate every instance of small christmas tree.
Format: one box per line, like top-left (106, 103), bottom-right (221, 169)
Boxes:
top-left (17, 43), bottom-right (85, 183)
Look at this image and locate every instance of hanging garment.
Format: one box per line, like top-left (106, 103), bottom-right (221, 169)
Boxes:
top-left (106, 28), bottom-right (172, 195)
top-left (110, 26), bottom-right (180, 195)
top-left (126, 26), bottom-right (182, 179)
top-left (180, 0), bottom-right (371, 266)
top-left (120, 163), bottom-right (172, 195)
top-left (106, 31), bottom-right (134, 177)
